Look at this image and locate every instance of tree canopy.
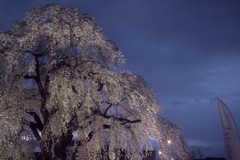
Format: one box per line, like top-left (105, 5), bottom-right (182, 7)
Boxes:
top-left (0, 4), bottom-right (192, 160)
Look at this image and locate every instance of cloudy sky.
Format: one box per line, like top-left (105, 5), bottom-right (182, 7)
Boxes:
top-left (1, 0), bottom-right (240, 158)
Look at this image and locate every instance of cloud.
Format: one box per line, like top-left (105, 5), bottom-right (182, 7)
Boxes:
top-left (188, 139), bottom-right (226, 158)
top-left (188, 139), bottom-right (222, 148)
top-left (171, 100), bottom-right (187, 106)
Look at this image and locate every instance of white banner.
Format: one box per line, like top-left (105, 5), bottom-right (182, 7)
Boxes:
top-left (218, 99), bottom-right (240, 160)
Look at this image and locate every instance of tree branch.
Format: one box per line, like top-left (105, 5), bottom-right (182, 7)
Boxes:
top-left (89, 97), bottom-right (142, 126)
top-left (30, 55), bottom-right (49, 124)
top-left (102, 124), bottom-right (111, 129)
top-left (103, 103), bottom-right (112, 116)
top-left (121, 119), bottom-right (141, 125)
top-left (87, 130), bottom-right (94, 142)
top-left (20, 43), bottom-right (50, 58)
top-left (26, 112), bottom-right (43, 131)
top-left (91, 108), bottom-right (141, 125)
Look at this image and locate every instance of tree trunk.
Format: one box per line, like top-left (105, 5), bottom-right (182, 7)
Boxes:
top-left (37, 131), bottom-right (73, 160)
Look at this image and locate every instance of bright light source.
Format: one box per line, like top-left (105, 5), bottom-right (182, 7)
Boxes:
top-left (167, 140), bottom-right (172, 145)
top-left (158, 150), bottom-right (162, 155)
top-left (171, 157), bottom-right (174, 160)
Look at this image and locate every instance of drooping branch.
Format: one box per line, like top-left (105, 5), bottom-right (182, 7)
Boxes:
top-left (92, 108), bottom-right (141, 125)
top-left (26, 112), bottom-right (43, 131)
top-left (120, 119), bottom-right (141, 125)
top-left (89, 97), bottom-right (142, 126)
top-left (103, 103), bottom-right (112, 116)
top-left (26, 121), bottom-right (42, 141)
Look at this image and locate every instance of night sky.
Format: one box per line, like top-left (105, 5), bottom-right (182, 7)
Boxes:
top-left (1, 0), bottom-right (240, 158)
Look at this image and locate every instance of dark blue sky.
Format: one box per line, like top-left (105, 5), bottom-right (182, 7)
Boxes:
top-left (1, 0), bottom-right (240, 158)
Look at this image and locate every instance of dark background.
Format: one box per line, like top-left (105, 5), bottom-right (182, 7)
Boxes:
top-left (1, 0), bottom-right (240, 158)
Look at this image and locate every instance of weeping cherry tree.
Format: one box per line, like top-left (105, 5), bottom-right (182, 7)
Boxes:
top-left (0, 4), bottom-right (192, 160)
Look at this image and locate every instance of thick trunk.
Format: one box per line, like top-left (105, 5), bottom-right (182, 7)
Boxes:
top-left (38, 140), bottom-right (66, 159)
top-left (37, 131), bottom-right (73, 160)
